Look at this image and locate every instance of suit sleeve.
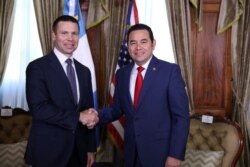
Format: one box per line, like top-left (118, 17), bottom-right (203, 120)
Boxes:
top-left (98, 70), bottom-right (124, 124)
top-left (168, 65), bottom-right (190, 160)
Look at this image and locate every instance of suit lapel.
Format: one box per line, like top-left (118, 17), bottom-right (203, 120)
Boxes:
top-left (137, 56), bottom-right (159, 109)
top-left (48, 52), bottom-right (76, 105)
top-left (74, 60), bottom-right (85, 108)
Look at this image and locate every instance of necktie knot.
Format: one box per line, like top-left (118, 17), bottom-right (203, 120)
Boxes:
top-left (137, 66), bottom-right (144, 73)
top-left (66, 58), bottom-right (72, 65)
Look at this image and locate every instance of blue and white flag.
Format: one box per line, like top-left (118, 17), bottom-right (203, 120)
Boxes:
top-left (64, 0), bottom-right (100, 148)
top-left (63, 0), bottom-right (98, 108)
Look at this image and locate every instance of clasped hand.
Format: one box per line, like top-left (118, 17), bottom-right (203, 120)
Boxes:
top-left (79, 108), bottom-right (99, 129)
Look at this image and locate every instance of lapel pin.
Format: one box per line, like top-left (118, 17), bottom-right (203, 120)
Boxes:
top-left (153, 67), bottom-right (156, 71)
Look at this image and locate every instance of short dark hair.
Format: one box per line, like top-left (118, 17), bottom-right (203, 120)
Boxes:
top-left (52, 15), bottom-right (79, 32)
top-left (127, 23), bottom-right (154, 43)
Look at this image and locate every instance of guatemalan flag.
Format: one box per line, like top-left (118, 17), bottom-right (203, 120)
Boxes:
top-left (64, 0), bottom-right (99, 146)
top-left (63, 0), bottom-right (98, 108)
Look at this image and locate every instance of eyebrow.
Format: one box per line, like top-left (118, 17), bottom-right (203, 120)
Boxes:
top-left (129, 38), bottom-right (148, 43)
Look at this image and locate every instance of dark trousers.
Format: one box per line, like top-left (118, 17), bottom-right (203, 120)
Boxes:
top-left (66, 142), bottom-right (86, 167)
top-left (30, 143), bottom-right (86, 167)
top-left (133, 148), bottom-right (143, 167)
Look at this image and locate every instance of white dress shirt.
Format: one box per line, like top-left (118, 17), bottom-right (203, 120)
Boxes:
top-left (129, 56), bottom-right (152, 102)
top-left (54, 48), bottom-right (80, 103)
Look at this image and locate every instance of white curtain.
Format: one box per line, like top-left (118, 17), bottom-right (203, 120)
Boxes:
top-left (136, 0), bottom-right (174, 63)
top-left (0, 0), bottom-right (42, 111)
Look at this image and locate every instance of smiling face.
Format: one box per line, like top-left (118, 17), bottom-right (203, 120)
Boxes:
top-left (127, 29), bottom-right (156, 66)
top-left (52, 21), bottom-right (79, 57)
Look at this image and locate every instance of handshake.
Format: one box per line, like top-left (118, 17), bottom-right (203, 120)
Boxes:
top-left (79, 108), bottom-right (99, 129)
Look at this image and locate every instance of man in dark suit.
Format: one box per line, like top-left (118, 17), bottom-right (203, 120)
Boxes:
top-left (92, 24), bottom-right (190, 167)
top-left (25, 15), bottom-right (98, 167)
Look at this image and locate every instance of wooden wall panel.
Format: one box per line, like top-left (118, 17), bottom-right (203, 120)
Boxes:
top-left (87, 25), bottom-right (109, 108)
top-left (191, 1), bottom-right (232, 117)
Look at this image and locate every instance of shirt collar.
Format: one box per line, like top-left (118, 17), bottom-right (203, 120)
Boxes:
top-left (133, 56), bottom-right (152, 71)
top-left (54, 48), bottom-right (73, 64)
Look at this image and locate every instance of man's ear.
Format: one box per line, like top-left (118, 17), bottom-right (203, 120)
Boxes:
top-left (152, 39), bottom-right (156, 48)
top-left (52, 32), bottom-right (56, 40)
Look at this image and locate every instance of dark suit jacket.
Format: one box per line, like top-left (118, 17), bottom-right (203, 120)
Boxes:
top-left (25, 51), bottom-right (96, 167)
top-left (100, 56), bottom-right (190, 167)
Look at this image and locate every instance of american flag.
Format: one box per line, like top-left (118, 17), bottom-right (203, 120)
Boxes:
top-left (107, 0), bottom-right (139, 150)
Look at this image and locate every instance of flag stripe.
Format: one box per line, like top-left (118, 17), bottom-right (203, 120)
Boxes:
top-left (132, 0), bottom-right (139, 23)
top-left (107, 123), bottom-right (124, 149)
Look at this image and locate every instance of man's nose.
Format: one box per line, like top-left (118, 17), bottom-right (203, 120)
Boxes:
top-left (66, 34), bottom-right (74, 40)
top-left (136, 43), bottom-right (142, 50)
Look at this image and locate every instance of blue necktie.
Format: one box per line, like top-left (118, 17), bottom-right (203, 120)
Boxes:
top-left (66, 58), bottom-right (77, 104)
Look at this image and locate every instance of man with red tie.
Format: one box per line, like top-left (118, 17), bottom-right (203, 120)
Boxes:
top-left (96, 23), bottom-right (190, 167)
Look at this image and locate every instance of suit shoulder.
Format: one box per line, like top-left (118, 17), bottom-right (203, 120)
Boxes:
top-left (156, 58), bottom-right (180, 70)
top-left (74, 59), bottom-right (90, 71)
top-left (73, 59), bottom-right (92, 77)
top-left (27, 57), bottom-right (44, 71)
top-left (116, 63), bottom-right (133, 74)
top-left (27, 52), bottom-right (53, 66)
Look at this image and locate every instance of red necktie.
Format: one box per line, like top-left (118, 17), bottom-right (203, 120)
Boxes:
top-left (134, 66), bottom-right (144, 109)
